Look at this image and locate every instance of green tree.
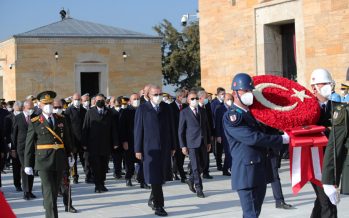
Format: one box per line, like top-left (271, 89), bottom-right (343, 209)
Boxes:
top-left (153, 19), bottom-right (200, 90)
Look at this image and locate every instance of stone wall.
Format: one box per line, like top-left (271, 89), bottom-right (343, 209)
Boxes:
top-left (0, 39), bottom-right (16, 100)
top-left (199, 0), bottom-right (349, 94)
top-left (0, 37), bottom-right (161, 100)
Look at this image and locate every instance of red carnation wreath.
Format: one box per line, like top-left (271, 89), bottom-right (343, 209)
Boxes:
top-left (250, 75), bottom-right (320, 131)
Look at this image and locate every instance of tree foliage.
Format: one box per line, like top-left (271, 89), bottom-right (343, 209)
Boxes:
top-left (153, 19), bottom-right (200, 90)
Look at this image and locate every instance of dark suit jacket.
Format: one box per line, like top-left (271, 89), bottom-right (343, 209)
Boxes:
top-left (64, 105), bottom-right (87, 148)
top-left (215, 104), bottom-right (229, 138)
top-left (119, 106), bottom-right (136, 149)
top-left (82, 107), bottom-right (118, 156)
top-left (204, 102), bottom-right (214, 136)
top-left (134, 101), bottom-right (175, 184)
top-left (4, 113), bottom-right (15, 145)
top-left (178, 106), bottom-right (211, 149)
top-left (169, 101), bottom-right (188, 149)
top-left (210, 98), bottom-right (224, 128)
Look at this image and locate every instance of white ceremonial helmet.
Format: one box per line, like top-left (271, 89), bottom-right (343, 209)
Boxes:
top-left (310, 68), bottom-right (333, 85)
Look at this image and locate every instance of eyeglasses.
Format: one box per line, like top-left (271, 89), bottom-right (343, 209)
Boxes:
top-left (53, 107), bottom-right (62, 109)
top-left (152, 93), bottom-right (163, 97)
top-left (133, 98), bottom-right (140, 100)
top-left (190, 97), bottom-right (199, 100)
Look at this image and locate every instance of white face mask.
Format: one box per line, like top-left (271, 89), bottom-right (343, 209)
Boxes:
top-left (26, 109), bottom-right (34, 116)
top-left (317, 84), bottom-right (332, 99)
top-left (83, 101), bottom-right (90, 108)
top-left (226, 100), bottom-right (233, 107)
top-left (163, 97), bottom-right (168, 102)
top-left (121, 105), bottom-right (128, 109)
top-left (115, 106), bottom-right (121, 111)
top-left (73, 100), bottom-right (81, 107)
top-left (14, 111), bottom-right (21, 116)
top-left (132, 100), bottom-right (140, 108)
top-left (219, 94), bottom-right (225, 101)
top-left (240, 92), bottom-right (254, 106)
top-left (190, 99), bottom-right (198, 108)
top-left (43, 104), bottom-right (53, 115)
top-left (181, 97), bottom-right (187, 104)
top-left (53, 108), bottom-right (63, 115)
top-left (7, 107), bottom-right (13, 112)
top-left (152, 95), bottom-right (162, 105)
top-left (341, 90), bottom-right (347, 95)
top-left (204, 98), bottom-right (209, 105)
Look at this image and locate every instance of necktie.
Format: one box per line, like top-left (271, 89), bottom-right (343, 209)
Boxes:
top-left (179, 104), bottom-right (183, 111)
top-left (99, 110), bottom-right (103, 115)
top-left (26, 116), bottom-right (30, 124)
top-left (155, 106), bottom-right (160, 112)
top-left (194, 108), bottom-right (198, 116)
top-left (321, 104), bottom-right (326, 113)
top-left (48, 117), bottom-right (53, 128)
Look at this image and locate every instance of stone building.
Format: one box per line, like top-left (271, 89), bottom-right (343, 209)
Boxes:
top-left (199, 0), bottom-right (349, 93)
top-left (0, 15), bottom-right (161, 100)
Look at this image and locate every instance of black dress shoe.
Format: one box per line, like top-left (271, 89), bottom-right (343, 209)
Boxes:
top-left (140, 183), bottom-right (151, 189)
top-left (217, 165), bottom-right (223, 171)
top-left (186, 180), bottom-right (196, 193)
top-left (114, 173), bottom-right (122, 179)
top-left (197, 190), bottom-right (205, 198)
top-left (154, 207), bottom-right (168, 216)
top-left (126, 179), bottom-right (133, 187)
top-left (276, 201), bottom-right (293, 209)
top-left (85, 178), bottom-right (94, 184)
top-left (29, 192), bottom-right (36, 198)
top-left (15, 186), bottom-right (23, 192)
top-left (94, 188), bottom-right (102, 193)
top-left (23, 192), bottom-right (31, 200)
top-left (180, 178), bottom-right (187, 183)
top-left (222, 171), bottom-right (231, 176)
top-left (73, 178), bottom-right (79, 184)
top-left (173, 174), bottom-right (180, 180)
top-left (101, 185), bottom-right (108, 192)
top-left (65, 205), bottom-right (78, 213)
top-left (203, 173), bottom-right (213, 179)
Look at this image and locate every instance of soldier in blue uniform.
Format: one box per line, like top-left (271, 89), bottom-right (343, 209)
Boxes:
top-left (223, 73), bottom-right (289, 218)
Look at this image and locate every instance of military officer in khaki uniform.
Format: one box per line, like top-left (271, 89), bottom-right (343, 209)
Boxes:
top-left (24, 91), bottom-right (73, 218)
top-left (322, 102), bottom-right (349, 205)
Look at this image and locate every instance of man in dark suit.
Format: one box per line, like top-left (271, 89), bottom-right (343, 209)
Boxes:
top-left (12, 100), bottom-right (36, 200)
top-left (210, 87), bottom-right (225, 171)
top-left (64, 93), bottom-right (87, 184)
top-left (140, 84), bottom-right (151, 104)
top-left (5, 101), bottom-right (22, 192)
top-left (223, 73), bottom-right (289, 218)
top-left (215, 93), bottom-right (233, 176)
top-left (197, 90), bottom-right (214, 179)
top-left (82, 93), bottom-right (119, 193)
top-left (169, 89), bottom-right (188, 183)
top-left (134, 85), bottom-right (175, 217)
top-left (0, 104), bottom-right (9, 188)
top-left (178, 91), bottom-right (211, 198)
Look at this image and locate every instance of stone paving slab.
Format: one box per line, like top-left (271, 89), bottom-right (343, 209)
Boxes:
top-left (2, 159), bottom-right (348, 218)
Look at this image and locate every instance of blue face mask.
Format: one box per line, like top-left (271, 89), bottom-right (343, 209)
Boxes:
top-left (204, 98), bottom-right (209, 105)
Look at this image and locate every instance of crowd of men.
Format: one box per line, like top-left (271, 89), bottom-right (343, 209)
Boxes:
top-left (0, 69), bottom-right (348, 218)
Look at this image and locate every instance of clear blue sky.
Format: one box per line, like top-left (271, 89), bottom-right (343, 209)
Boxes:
top-left (0, 0), bottom-right (198, 41)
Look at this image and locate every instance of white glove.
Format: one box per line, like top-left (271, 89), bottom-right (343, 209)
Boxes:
top-left (281, 132), bottom-right (290, 144)
top-left (323, 184), bottom-right (340, 205)
top-left (24, 167), bottom-right (33, 175)
top-left (68, 156), bottom-right (75, 168)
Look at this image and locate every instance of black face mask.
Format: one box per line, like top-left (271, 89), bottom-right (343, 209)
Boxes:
top-left (96, 100), bottom-right (105, 108)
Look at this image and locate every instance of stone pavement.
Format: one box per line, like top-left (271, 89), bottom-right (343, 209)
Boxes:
top-left (2, 159), bottom-right (348, 218)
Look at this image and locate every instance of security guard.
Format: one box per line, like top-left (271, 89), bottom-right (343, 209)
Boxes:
top-left (322, 102), bottom-right (349, 204)
top-left (223, 73), bottom-right (289, 218)
top-left (24, 91), bottom-right (73, 218)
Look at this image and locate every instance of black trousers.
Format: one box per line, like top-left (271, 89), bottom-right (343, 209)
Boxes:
top-left (83, 152), bottom-right (93, 181)
top-left (215, 141), bottom-right (223, 167)
top-left (136, 161), bottom-right (145, 184)
top-left (112, 147), bottom-right (124, 175)
top-left (60, 168), bottom-right (72, 207)
top-left (39, 170), bottom-right (63, 218)
top-left (149, 184), bottom-right (164, 208)
top-left (124, 149), bottom-right (135, 180)
top-left (310, 183), bottom-right (337, 218)
top-left (73, 151), bottom-right (85, 179)
top-left (188, 145), bottom-right (207, 190)
top-left (12, 155), bottom-right (22, 188)
top-left (89, 155), bottom-right (109, 188)
top-left (18, 154), bottom-right (33, 193)
top-left (172, 147), bottom-right (186, 179)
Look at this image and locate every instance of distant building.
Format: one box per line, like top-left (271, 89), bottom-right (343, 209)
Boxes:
top-left (0, 13), bottom-right (161, 100)
top-left (199, 0), bottom-right (349, 93)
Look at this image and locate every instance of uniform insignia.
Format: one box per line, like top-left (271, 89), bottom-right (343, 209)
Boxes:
top-left (31, 116), bottom-right (39, 122)
top-left (337, 106), bottom-right (342, 110)
top-left (57, 123), bottom-right (64, 128)
top-left (333, 111), bottom-right (338, 120)
top-left (230, 115), bottom-right (237, 122)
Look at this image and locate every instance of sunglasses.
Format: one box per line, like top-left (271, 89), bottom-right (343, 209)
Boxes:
top-left (53, 107), bottom-right (62, 109)
top-left (190, 97), bottom-right (199, 100)
top-left (152, 93), bottom-right (163, 97)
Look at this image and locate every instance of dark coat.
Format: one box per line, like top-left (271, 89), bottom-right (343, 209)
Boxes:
top-left (64, 105), bottom-right (87, 148)
top-left (134, 101), bottom-right (175, 184)
top-left (119, 106), bottom-right (136, 149)
top-left (178, 106), bottom-right (211, 149)
top-left (169, 101), bottom-right (188, 149)
top-left (204, 102), bottom-right (214, 136)
top-left (210, 98), bottom-right (224, 127)
top-left (223, 105), bottom-right (283, 190)
top-left (4, 112), bottom-right (15, 145)
top-left (82, 107), bottom-right (118, 156)
top-left (215, 104), bottom-right (229, 142)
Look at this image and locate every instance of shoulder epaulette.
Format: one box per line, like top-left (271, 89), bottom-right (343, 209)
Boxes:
top-left (31, 116), bottom-right (39, 122)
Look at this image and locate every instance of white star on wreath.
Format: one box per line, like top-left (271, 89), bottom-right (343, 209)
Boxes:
top-left (291, 89), bottom-right (311, 102)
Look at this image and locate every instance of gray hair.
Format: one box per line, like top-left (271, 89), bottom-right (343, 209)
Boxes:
top-left (23, 100), bottom-right (32, 107)
top-left (197, 90), bottom-right (207, 98)
top-left (14, 100), bottom-right (23, 108)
